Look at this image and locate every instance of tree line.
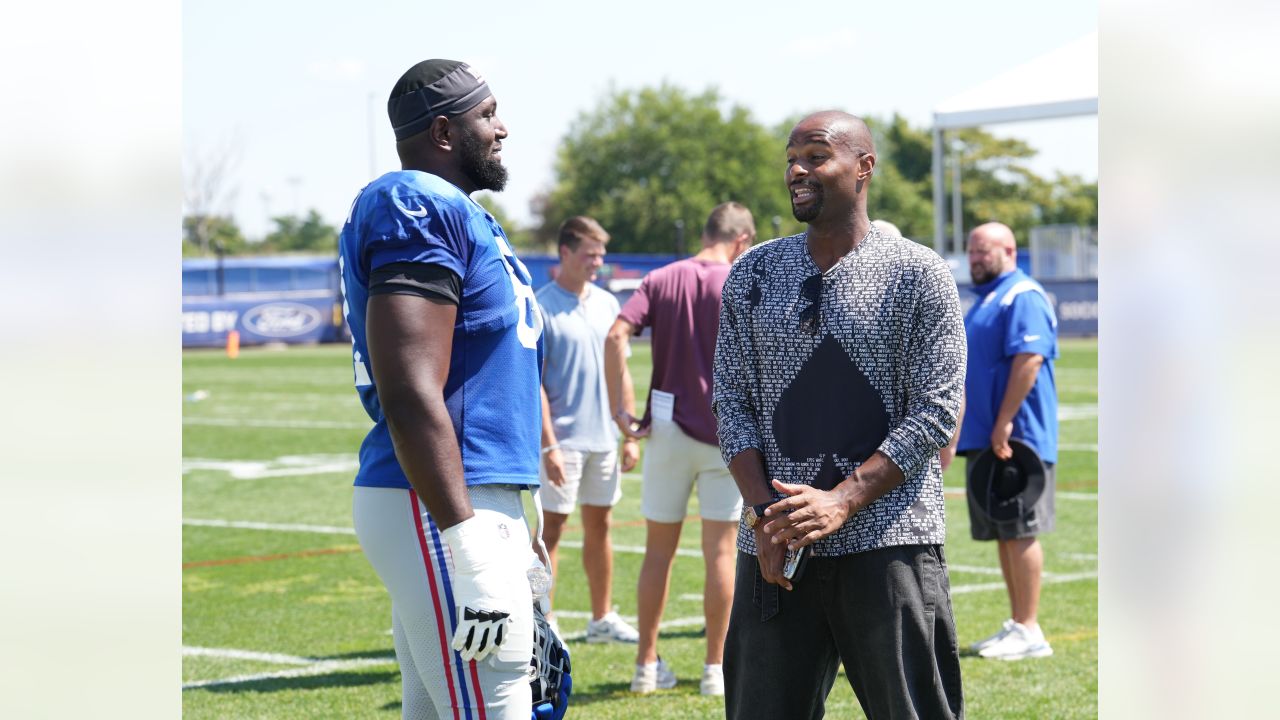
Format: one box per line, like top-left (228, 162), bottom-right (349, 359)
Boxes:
top-left (183, 84), bottom-right (1096, 257)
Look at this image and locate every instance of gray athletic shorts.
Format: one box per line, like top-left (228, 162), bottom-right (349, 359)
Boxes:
top-left (965, 455), bottom-right (1056, 541)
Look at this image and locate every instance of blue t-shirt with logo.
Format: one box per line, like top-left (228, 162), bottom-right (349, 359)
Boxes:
top-left (957, 268), bottom-right (1059, 464)
top-left (338, 170), bottom-right (544, 489)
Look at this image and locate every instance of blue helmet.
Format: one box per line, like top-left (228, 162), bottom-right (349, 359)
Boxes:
top-left (531, 601), bottom-right (572, 720)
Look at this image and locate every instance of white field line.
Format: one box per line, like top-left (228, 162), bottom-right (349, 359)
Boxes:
top-left (948, 564), bottom-right (1004, 576)
top-left (183, 653), bottom-right (394, 690)
top-left (184, 518), bottom-right (355, 535)
top-left (184, 417), bottom-right (371, 430)
top-left (1059, 404), bottom-right (1098, 420)
top-left (183, 455), bottom-right (359, 480)
top-left (556, 539), bottom-right (702, 558)
top-left (950, 570), bottom-right (1097, 595)
top-left (184, 646), bottom-right (326, 665)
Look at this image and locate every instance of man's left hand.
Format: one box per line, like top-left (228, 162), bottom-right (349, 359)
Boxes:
top-left (990, 422), bottom-right (1014, 460)
top-left (614, 411), bottom-right (650, 440)
top-left (760, 478), bottom-right (852, 550)
top-left (620, 439), bottom-right (639, 472)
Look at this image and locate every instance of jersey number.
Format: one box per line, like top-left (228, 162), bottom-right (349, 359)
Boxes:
top-left (494, 234), bottom-right (542, 349)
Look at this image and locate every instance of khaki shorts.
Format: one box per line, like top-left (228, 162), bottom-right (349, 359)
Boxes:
top-left (537, 447), bottom-right (622, 514)
top-left (641, 416), bottom-right (743, 523)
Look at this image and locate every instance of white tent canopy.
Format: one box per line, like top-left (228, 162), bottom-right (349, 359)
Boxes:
top-left (932, 32), bottom-right (1098, 253)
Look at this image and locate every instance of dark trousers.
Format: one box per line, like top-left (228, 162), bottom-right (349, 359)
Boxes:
top-left (724, 545), bottom-right (963, 720)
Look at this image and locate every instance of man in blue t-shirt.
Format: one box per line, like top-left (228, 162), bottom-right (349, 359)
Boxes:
top-left (534, 216), bottom-right (640, 645)
top-left (943, 221), bottom-right (1059, 662)
top-left (339, 58), bottom-right (546, 719)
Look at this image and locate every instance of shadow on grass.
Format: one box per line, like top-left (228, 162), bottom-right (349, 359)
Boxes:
top-left (194, 669), bottom-right (399, 694)
top-left (657, 626), bottom-right (706, 640)
top-left (567, 681), bottom-right (686, 707)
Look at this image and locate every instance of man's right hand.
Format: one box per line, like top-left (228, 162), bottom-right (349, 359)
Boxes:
top-left (441, 516), bottom-right (517, 662)
top-left (543, 448), bottom-right (567, 486)
top-left (754, 525), bottom-right (793, 591)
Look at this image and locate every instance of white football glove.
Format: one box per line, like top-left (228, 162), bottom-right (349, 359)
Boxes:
top-left (442, 515), bottom-right (515, 662)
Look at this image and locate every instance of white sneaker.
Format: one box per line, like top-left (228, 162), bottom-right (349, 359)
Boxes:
top-left (700, 663), bottom-right (724, 696)
top-left (979, 621), bottom-right (1054, 660)
top-left (586, 610), bottom-right (639, 644)
top-left (631, 657), bottom-right (677, 693)
top-left (969, 618), bottom-right (1015, 652)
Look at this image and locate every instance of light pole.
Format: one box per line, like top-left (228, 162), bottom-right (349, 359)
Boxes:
top-left (287, 176), bottom-right (302, 217)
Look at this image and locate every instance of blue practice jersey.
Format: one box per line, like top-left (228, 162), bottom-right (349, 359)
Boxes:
top-left (338, 170), bottom-right (544, 489)
top-left (957, 269), bottom-right (1059, 463)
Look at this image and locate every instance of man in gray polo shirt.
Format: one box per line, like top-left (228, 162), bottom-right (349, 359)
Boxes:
top-left (535, 216), bottom-right (640, 645)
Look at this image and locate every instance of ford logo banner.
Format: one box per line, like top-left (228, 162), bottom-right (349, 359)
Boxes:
top-left (243, 302), bottom-right (324, 338)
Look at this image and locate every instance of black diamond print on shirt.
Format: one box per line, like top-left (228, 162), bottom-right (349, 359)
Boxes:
top-left (772, 334), bottom-right (890, 490)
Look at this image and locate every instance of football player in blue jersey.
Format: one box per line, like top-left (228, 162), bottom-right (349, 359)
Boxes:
top-left (340, 59), bottom-right (553, 720)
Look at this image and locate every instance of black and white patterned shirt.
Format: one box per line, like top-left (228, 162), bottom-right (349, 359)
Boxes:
top-left (713, 227), bottom-right (966, 556)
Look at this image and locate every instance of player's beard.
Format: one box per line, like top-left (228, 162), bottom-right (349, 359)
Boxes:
top-left (970, 259), bottom-right (1000, 285)
top-left (458, 126), bottom-right (509, 192)
top-left (791, 182), bottom-right (823, 223)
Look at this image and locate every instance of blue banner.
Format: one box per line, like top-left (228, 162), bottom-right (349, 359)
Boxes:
top-left (183, 295), bottom-right (346, 348)
top-left (958, 279), bottom-right (1097, 337)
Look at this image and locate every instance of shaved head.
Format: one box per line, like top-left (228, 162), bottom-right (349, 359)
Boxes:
top-left (970, 222), bottom-right (1016, 252)
top-left (789, 111), bottom-right (876, 156)
top-left (967, 222), bottom-right (1017, 284)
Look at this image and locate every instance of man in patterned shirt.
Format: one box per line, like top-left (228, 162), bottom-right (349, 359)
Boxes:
top-left (713, 111), bottom-right (967, 719)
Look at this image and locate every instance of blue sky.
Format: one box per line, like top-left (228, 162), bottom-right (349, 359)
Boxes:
top-left (184, 0), bottom-right (1097, 238)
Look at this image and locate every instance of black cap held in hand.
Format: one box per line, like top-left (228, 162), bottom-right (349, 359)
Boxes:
top-left (388, 59), bottom-right (492, 141)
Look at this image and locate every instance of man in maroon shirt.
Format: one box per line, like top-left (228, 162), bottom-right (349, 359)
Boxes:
top-left (604, 201), bottom-right (756, 696)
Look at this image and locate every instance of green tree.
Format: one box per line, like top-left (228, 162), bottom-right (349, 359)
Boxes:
top-left (182, 214), bottom-right (247, 256)
top-left (474, 192), bottom-right (538, 252)
top-left (541, 84), bottom-right (794, 254)
top-left (949, 128), bottom-right (1098, 245)
top-left (260, 210), bottom-right (338, 254)
top-left (1036, 171), bottom-right (1098, 228)
top-left (541, 87), bottom-right (1095, 253)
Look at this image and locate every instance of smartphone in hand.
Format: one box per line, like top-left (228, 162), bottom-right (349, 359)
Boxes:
top-left (782, 545), bottom-right (809, 582)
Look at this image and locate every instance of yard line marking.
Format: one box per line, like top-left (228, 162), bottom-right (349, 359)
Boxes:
top-left (184, 518), bottom-right (356, 535)
top-left (550, 613), bottom-right (708, 642)
top-left (182, 645), bottom-right (397, 690)
top-left (1059, 404), bottom-right (1098, 420)
top-left (184, 417), bottom-right (372, 430)
top-left (556, 539), bottom-right (702, 558)
top-left (951, 570), bottom-right (1096, 595)
top-left (1058, 491), bottom-right (1098, 500)
top-left (184, 646), bottom-right (319, 665)
top-left (182, 658), bottom-right (395, 690)
top-left (677, 593), bottom-right (704, 602)
top-left (183, 455), bottom-right (360, 479)
top-left (948, 564), bottom-right (1005, 576)
top-left (1060, 443), bottom-right (1099, 451)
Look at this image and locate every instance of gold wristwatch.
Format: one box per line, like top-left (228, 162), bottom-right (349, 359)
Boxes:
top-left (742, 502), bottom-right (774, 530)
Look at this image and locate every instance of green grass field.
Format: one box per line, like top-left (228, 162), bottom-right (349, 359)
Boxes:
top-left (183, 338), bottom-right (1097, 718)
